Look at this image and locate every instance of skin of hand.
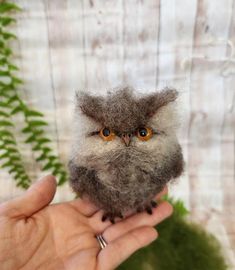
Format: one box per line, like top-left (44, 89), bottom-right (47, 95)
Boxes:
top-left (0, 175), bottom-right (173, 270)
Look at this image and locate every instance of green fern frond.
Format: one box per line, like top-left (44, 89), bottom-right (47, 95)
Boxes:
top-left (0, 0), bottom-right (68, 188)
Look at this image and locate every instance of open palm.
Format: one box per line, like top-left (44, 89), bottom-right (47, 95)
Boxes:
top-left (0, 175), bottom-right (172, 270)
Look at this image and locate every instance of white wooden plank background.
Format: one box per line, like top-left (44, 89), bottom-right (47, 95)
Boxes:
top-left (0, 0), bottom-right (234, 268)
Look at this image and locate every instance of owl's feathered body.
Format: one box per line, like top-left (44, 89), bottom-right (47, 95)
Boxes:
top-left (69, 87), bottom-right (184, 221)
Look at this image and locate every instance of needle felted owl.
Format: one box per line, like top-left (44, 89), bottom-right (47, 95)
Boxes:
top-left (69, 87), bottom-right (184, 223)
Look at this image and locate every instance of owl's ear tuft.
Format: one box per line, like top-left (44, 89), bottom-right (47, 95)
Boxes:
top-left (75, 91), bottom-right (104, 123)
top-left (140, 88), bottom-right (178, 118)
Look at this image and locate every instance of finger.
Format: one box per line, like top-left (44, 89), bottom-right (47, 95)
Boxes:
top-left (102, 201), bottom-right (173, 243)
top-left (97, 226), bottom-right (158, 270)
top-left (0, 175), bottom-right (56, 218)
top-left (69, 197), bottom-right (100, 217)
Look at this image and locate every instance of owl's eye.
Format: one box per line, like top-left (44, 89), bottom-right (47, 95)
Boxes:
top-left (99, 127), bottom-right (115, 141)
top-left (137, 127), bottom-right (153, 141)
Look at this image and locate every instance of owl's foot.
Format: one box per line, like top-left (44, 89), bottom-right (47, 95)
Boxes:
top-left (102, 212), bottom-right (123, 224)
top-left (136, 200), bottom-right (158, 215)
top-left (146, 200), bottom-right (158, 214)
top-left (151, 200), bottom-right (158, 208)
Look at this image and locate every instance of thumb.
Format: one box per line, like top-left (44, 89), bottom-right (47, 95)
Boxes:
top-left (0, 175), bottom-right (57, 218)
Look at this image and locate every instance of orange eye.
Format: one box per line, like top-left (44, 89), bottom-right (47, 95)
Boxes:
top-left (137, 127), bottom-right (153, 141)
top-left (99, 127), bottom-right (115, 141)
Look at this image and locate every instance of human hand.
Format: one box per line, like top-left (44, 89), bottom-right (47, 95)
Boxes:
top-left (0, 175), bottom-right (173, 270)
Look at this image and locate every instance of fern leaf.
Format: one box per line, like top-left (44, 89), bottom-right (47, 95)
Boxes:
top-left (25, 109), bottom-right (44, 117)
top-left (0, 101), bottom-right (11, 108)
top-left (11, 106), bottom-right (23, 115)
top-left (42, 161), bottom-right (54, 171)
top-left (0, 120), bottom-right (14, 126)
top-left (0, 17), bottom-right (16, 26)
top-left (36, 153), bottom-right (47, 161)
top-left (0, 3), bottom-right (21, 13)
top-left (4, 139), bottom-right (16, 145)
top-left (28, 120), bottom-right (48, 127)
top-left (2, 31), bottom-right (17, 40)
top-left (0, 110), bottom-right (9, 117)
top-left (0, 130), bottom-right (14, 138)
top-left (24, 134), bottom-right (36, 143)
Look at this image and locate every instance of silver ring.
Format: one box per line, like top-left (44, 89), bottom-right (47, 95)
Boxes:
top-left (96, 234), bottom-right (108, 249)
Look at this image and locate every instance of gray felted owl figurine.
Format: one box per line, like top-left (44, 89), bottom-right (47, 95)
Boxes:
top-left (69, 87), bottom-right (184, 223)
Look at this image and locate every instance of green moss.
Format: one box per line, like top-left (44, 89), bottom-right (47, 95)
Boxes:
top-left (118, 200), bottom-right (227, 270)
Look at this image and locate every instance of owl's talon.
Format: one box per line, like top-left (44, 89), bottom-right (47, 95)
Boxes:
top-left (102, 214), bottom-right (107, 222)
top-left (101, 212), bottom-right (121, 223)
top-left (136, 206), bottom-right (143, 213)
top-left (151, 200), bottom-right (158, 208)
top-left (118, 212), bottom-right (124, 219)
top-left (146, 206), bottom-right (153, 215)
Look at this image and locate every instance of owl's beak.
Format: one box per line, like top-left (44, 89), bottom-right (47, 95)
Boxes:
top-left (121, 133), bottom-right (132, 147)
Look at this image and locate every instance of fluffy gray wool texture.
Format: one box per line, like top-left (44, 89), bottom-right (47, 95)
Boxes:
top-left (69, 87), bottom-right (184, 217)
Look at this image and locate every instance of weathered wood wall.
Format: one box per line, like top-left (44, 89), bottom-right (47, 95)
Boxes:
top-left (0, 0), bottom-right (234, 268)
